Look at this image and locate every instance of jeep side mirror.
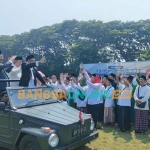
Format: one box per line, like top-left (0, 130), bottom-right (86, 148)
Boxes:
top-left (0, 102), bottom-right (5, 111)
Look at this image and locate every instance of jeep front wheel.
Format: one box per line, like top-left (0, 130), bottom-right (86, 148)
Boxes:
top-left (19, 135), bottom-right (41, 150)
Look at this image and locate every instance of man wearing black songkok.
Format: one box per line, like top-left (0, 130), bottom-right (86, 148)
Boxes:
top-left (134, 75), bottom-right (149, 134)
top-left (109, 73), bottom-right (117, 89)
top-left (19, 55), bottom-right (47, 87)
top-left (0, 91), bottom-right (10, 109)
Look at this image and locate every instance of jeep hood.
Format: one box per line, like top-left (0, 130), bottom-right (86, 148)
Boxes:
top-left (16, 102), bottom-right (90, 125)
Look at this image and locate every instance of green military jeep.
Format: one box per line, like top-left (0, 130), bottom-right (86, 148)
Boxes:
top-left (0, 86), bottom-right (98, 150)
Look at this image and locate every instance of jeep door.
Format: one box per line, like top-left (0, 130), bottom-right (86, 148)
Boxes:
top-left (0, 110), bottom-right (11, 146)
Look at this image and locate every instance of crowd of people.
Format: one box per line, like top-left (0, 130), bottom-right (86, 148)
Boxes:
top-left (0, 50), bottom-right (150, 135)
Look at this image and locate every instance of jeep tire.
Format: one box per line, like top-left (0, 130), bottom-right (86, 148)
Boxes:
top-left (19, 135), bottom-right (41, 150)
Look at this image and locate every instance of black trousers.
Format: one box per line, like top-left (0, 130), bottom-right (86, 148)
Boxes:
top-left (119, 106), bottom-right (131, 131)
top-left (74, 103), bottom-right (77, 109)
top-left (117, 105), bottom-right (120, 125)
top-left (98, 103), bottom-right (104, 122)
top-left (114, 100), bottom-right (118, 123)
top-left (87, 104), bottom-right (98, 128)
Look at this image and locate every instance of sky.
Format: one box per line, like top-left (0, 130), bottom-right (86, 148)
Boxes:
top-left (0, 0), bottom-right (150, 35)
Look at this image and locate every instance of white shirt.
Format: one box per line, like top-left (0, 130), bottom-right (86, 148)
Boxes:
top-left (117, 83), bottom-right (133, 106)
top-left (9, 65), bottom-right (22, 86)
top-left (70, 87), bottom-right (77, 103)
top-left (134, 85), bottom-right (150, 110)
top-left (132, 77), bottom-right (138, 85)
top-left (71, 81), bottom-right (87, 107)
top-left (49, 81), bottom-right (62, 98)
top-left (28, 61), bottom-right (39, 87)
top-left (147, 79), bottom-right (150, 85)
top-left (104, 85), bottom-right (114, 107)
top-left (50, 81), bottom-right (61, 90)
top-left (99, 85), bottom-right (105, 104)
top-left (82, 69), bottom-right (102, 105)
top-left (86, 80), bottom-right (102, 105)
top-left (61, 83), bottom-right (72, 102)
top-left (61, 83), bottom-right (71, 93)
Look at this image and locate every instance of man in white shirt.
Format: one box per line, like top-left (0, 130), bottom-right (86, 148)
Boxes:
top-left (61, 76), bottom-right (72, 105)
top-left (81, 68), bottom-right (102, 131)
top-left (6, 56), bottom-right (22, 87)
top-left (116, 75), bottom-right (133, 132)
top-left (51, 75), bottom-right (58, 85)
top-left (97, 84), bottom-right (105, 128)
top-left (70, 73), bottom-right (79, 109)
top-left (134, 75), bottom-right (150, 134)
top-left (70, 75), bottom-right (87, 113)
top-left (104, 78), bottom-right (115, 125)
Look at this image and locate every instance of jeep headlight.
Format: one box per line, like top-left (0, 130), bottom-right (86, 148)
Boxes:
top-left (48, 133), bottom-right (59, 147)
top-left (90, 118), bottom-right (95, 131)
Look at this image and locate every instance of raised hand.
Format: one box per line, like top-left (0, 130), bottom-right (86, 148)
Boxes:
top-left (39, 56), bottom-right (45, 64)
top-left (9, 55), bottom-right (16, 61)
top-left (64, 73), bottom-right (68, 78)
top-left (120, 74), bottom-right (124, 80)
top-left (71, 76), bottom-right (75, 82)
top-left (116, 72), bottom-right (120, 77)
top-left (60, 73), bottom-right (63, 78)
top-left (137, 69), bottom-right (141, 73)
top-left (60, 73), bottom-right (65, 80)
top-left (44, 83), bottom-right (50, 87)
top-left (80, 63), bottom-right (84, 72)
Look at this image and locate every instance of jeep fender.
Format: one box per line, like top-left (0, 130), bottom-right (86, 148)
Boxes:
top-left (16, 127), bottom-right (56, 150)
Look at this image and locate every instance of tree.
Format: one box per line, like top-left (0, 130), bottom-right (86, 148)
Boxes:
top-left (1, 19), bottom-right (150, 76)
top-left (139, 48), bottom-right (150, 60)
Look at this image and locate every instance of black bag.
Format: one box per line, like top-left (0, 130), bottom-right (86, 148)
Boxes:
top-left (137, 101), bottom-right (146, 108)
top-left (136, 86), bottom-right (146, 108)
top-left (78, 90), bottom-right (85, 101)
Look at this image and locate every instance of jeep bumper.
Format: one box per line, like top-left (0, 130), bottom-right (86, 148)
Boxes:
top-left (57, 131), bottom-right (98, 150)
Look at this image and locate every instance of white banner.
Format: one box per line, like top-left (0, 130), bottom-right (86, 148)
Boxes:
top-left (84, 61), bottom-right (150, 75)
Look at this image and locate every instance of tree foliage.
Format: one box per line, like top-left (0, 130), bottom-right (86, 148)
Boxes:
top-left (0, 19), bottom-right (150, 76)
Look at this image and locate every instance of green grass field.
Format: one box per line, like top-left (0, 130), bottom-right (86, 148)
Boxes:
top-left (1, 125), bottom-right (150, 150)
top-left (77, 125), bottom-right (150, 150)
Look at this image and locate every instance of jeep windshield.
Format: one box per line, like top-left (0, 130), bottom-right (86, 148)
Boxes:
top-left (6, 86), bottom-right (58, 109)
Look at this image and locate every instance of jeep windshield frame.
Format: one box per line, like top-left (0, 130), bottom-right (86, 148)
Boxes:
top-left (6, 86), bottom-right (58, 109)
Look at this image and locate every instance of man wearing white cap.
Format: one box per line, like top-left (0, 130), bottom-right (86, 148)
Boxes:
top-left (5, 56), bottom-right (22, 87)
